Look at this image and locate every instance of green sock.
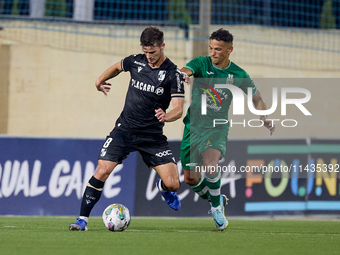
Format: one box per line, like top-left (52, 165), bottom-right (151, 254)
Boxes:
top-left (189, 177), bottom-right (210, 200)
top-left (205, 172), bottom-right (221, 207)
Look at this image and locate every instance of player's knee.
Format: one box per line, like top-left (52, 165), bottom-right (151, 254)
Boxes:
top-left (183, 169), bottom-right (199, 185)
top-left (95, 162), bottom-right (115, 182)
top-left (202, 158), bottom-right (219, 167)
top-left (94, 168), bottom-right (110, 181)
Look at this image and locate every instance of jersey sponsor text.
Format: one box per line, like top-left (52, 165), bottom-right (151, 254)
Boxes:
top-left (131, 78), bottom-right (155, 93)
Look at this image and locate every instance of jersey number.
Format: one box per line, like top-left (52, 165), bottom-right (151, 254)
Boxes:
top-left (103, 138), bottom-right (113, 148)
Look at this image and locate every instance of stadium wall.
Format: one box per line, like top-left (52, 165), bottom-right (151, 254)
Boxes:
top-left (0, 44), bottom-right (9, 133)
top-left (0, 22), bottom-right (339, 139)
top-left (0, 22), bottom-right (190, 139)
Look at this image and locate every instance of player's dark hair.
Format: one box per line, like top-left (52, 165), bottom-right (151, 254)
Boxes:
top-left (210, 28), bottom-right (233, 44)
top-left (140, 26), bottom-right (164, 47)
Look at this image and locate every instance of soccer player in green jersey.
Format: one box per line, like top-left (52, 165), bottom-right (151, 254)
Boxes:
top-left (180, 28), bottom-right (275, 230)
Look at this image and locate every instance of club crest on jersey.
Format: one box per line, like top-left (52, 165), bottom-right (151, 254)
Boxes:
top-left (155, 87), bottom-right (164, 95)
top-left (158, 70), bottom-right (166, 82)
top-left (227, 74), bottom-right (234, 84)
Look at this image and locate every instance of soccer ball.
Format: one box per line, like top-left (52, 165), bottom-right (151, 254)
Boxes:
top-left (102, 203), bottom-right (131, 232)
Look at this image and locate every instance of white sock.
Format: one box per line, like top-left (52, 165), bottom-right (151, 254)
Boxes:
top-left (210, 205), bottom-right (221, 214)
top-left (79, 216), bottom-right (88, 223)
top-left (158, 180), bottom-right (167, 192)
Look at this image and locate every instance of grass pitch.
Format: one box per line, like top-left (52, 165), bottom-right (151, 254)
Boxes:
top-left (0, 216), bottom-right (339, 255)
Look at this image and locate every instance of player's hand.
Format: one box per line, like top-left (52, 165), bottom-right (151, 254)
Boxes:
top-left (96, 81), bottom-right (111, 96)
top-left (182, 72), bottom-right (191, 85)
top-left (155, 108), bottom-right (166, 122)
top-left (261, 116), bottom-right (275, 135)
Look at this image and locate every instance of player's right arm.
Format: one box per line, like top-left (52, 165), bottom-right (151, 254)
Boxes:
top-left (180, 67), bottom-right (193, 75)
top-left (95, 61), bottom-right (123, 96)
top-left (180, 68), bottom-right (191, 85)
top-left (180, 67), bottom-right (193, 86)
top-left (180, 56), bottom-right (204, 83)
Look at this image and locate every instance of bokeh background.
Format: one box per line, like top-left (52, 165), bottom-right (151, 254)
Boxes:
top-left (1, 0), bottom-right (339, 139)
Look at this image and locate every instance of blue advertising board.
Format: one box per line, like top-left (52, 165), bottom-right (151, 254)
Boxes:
top-left (1, 136), bottom-right (339, 216)
top-left (133, 139), bottom-right (340, 216)
top-left (0, 136), bottom-right (137, 216)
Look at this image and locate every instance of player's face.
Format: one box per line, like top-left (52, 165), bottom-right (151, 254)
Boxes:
top-left (142, 43), bottom-right (165, 66)
top-left (209, 39), bottom-right (233, 67)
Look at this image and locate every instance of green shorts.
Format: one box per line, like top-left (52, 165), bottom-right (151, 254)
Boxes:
top-left (180, 126), bottom-right (229, 170)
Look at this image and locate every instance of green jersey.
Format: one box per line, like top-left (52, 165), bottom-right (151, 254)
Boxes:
top-left (183, 56), bottom-right (257, 134)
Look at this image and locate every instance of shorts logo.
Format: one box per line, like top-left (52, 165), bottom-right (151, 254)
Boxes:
top-left (155, 87), bottom-right (164, 95)
top-left (155, 150), bottom-right (172, 157)
top-left (186, 163), bottom-right (198, 167)
top-left (101, 149), bottom-right (107, 157)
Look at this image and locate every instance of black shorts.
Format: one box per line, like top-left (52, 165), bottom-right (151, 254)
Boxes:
top-left (98, 127), bottom-right (176, 167)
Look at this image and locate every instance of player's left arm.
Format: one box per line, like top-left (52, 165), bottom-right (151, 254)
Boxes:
top-left (252, 90), bottom-right (275, 135)
top-left (155, 97), bottom-right (184, 122)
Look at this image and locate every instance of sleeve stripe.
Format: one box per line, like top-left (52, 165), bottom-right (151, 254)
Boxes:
top-left (171, 94), bottom-right (185, 98)
top-left (184, 66), bottom-right (195, 75)
top-left (121, 59), bottom-right (125, 71)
